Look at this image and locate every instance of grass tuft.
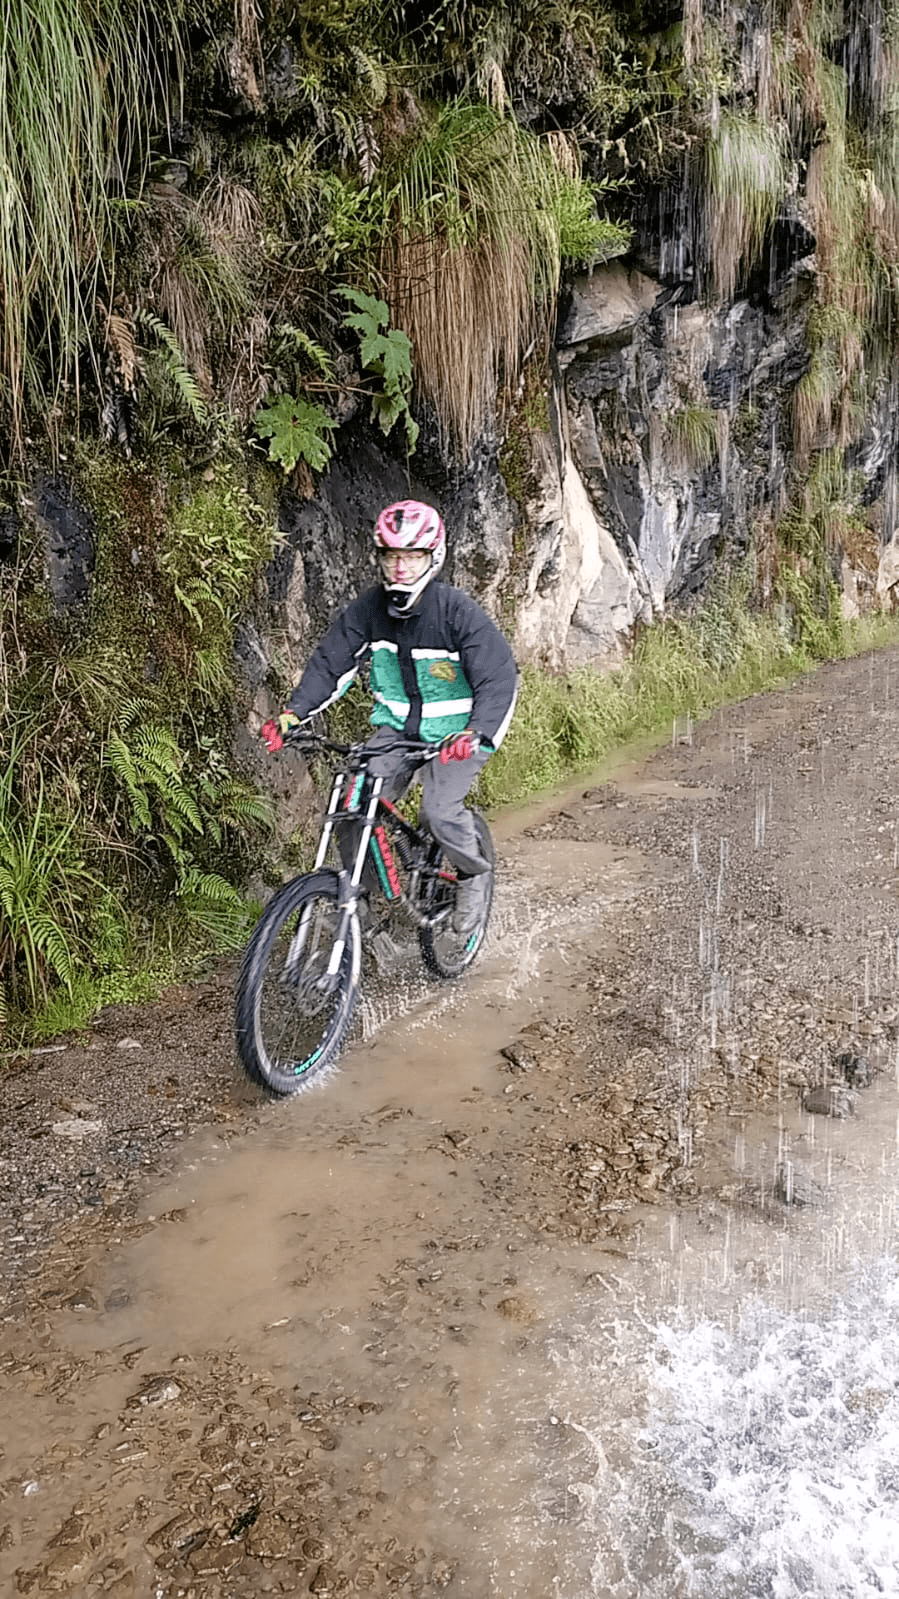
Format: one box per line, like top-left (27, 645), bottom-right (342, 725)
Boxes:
top-left (704, 111), bottom-right (786, 301)
top-left (0, 0), bottom-right (183, 448)
top-left (379, 100), bottom-right (630, 457)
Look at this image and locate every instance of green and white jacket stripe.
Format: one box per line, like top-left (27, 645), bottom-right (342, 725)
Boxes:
top-left (288, 581), bottom-right (519, 747)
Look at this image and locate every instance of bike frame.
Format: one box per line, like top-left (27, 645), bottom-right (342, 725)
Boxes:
top-left (289, 742), bottom-right (458, 991)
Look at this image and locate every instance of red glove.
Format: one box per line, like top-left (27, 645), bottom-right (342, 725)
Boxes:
top-left (261, 711), bottom-right (302, 752)
top-left (439, 730), bottom-right (480, 764)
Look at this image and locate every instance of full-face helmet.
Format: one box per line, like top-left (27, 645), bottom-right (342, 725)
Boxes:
top-left (373, 500), bottom-right (446, 615)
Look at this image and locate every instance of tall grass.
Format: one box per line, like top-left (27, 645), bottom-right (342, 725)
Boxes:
top-left (378, 101), bottom-right (630, 456)
top-left (666, 404), bottom-right (720, 470)
top-left (0, 0), bottom-right (182, 445)
top-left (479, 560), bottom-right (899, 809)
top-left (704, 110), bottom-right (787, 301)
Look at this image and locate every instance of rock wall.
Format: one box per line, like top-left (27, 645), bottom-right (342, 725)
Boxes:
top-left (241, 272), bottom-right (811, 708)
top-left (21, 250), bottom-right (899, 728)
top-left (250, 229), bottom-right (896, 700)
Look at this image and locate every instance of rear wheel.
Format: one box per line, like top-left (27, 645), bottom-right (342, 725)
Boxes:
top-left (419, 813), bottom-right (494, 980)
top-left (234, 870), bottom-right (360, 1096)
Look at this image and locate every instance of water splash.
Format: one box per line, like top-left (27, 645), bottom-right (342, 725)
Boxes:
top-left (643, 1261), bottom-right (899, 1598)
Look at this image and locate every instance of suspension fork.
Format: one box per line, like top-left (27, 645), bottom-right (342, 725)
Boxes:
top-left (318, 772), bottom-right (384, 986)
top-left (287, 770), bottom-right (381, 983)
top-left (312, 769), bottom-right (345, 869)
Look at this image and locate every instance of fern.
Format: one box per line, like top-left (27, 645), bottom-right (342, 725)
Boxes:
top-left (351, 46), bottom-right (388, 106)
top-left (160, 472), bottom-right (278, 667)
top-left (116, 695), bottom-right (154, 732)
top-left (354, 117), bottom-right (381, 183)
top-left (134, 724), bottom-right (185, 782)
top-left (168, 575), bottom-right (229, 631)
top-left (274, 325), bottom-right (335, 380)
top-left (137, 310), bottom-right (209, 426)
top-left (31, 914), bottom-right (76, 987)
top-left (0, 761), bottom-right (96, 1011)
top-left (177, 866), bottom-right (251, 947)
top-left (219, 785), bottom-right (275, 829)
top-left (105, 309), bottom-right (139, 392)
top-left (178, 867), bottom-right (245, 903)
top-left (163, 783), bottom-right (204, 834)
top-left (105, 723), bottom-right (194, 841)
top-left (105, 733), bottom-right (153, 829)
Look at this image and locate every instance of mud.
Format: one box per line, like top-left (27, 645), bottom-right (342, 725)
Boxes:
top-left (2, 648), bottom-right (899, 1596)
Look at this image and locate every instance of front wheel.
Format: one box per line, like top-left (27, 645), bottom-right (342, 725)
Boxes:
top-left (234, 870), bottom-right (361, 1096)
top-left (419, 812), bottom-right (495, 980)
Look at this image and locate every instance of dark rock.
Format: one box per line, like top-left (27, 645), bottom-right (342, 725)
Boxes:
top-left (499, 1045), bottom-right (533, 1073)
top-left (33, 473), bottom-right (94, 610)
top-left (835, 1050), bottom-right (873, 1088)
top-left (64, 1286), bottom-right (99, 1310)
top-left (129, 1375), bottom-right (182, 1407)
top-left (0, 507), bottom-right (17, 560)
top-left (802, 1084), bottom-right (855, 1118)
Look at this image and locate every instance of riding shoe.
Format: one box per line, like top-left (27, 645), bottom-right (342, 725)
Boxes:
top-left (453, 870), bottom-right (489, 935)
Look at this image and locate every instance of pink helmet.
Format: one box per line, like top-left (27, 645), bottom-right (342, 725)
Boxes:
top-left (373, 500), bottom-right (446, 613)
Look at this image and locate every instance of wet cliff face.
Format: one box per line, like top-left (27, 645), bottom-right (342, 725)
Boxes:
top-left (253, 245), bottom-right (860, 687)
top-left (19, 0), bottom-right (899, 699)
top-left (25, 235), bottom-right (895, 711)
top-left (508, 251), bottom-right (815, 666)
top-left (250, 230), bottom-right (893, 689)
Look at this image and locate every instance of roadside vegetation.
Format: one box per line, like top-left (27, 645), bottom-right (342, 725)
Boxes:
top-left (0, 457), bottom-right (277, 1044)
top-left (480, 565), bottom-right (899, 807)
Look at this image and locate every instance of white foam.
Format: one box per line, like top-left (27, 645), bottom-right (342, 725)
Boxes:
top-left (638, 1260), bottom-right (899, 1597)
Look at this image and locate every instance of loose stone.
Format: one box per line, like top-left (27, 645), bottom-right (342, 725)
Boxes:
top-left (130, 1375), bottom-right (182, 1407)
top-left (802, 1084), bottom-right (855, 1118)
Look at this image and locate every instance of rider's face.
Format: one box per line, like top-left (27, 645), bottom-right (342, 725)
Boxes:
top-left (380, 548), bottom-right (430, 583)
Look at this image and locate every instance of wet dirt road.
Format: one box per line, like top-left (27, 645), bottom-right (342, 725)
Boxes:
top-left (3, 647), bottom-right (899, 1598)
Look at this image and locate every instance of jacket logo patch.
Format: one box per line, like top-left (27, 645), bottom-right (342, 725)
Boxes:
top-left (429, 660), bottom-right (457, 682)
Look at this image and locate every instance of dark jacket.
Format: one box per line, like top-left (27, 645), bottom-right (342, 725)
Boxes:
top-left (288, 581), bottom-right (519, 748)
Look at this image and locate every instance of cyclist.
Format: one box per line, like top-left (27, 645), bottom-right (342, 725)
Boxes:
top-left (261, 499), bottom-right (519, 932)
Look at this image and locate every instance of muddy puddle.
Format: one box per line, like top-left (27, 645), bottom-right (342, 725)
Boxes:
top-left (1, 830), bottom-right (652, 1597)
top-left (4, 656), bottom-right (899, 1597)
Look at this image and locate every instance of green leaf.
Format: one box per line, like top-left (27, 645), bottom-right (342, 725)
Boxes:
top-left (337, 285), bottom-right (389, 327)
top-left (339, 284), bottom-right (416, 454)
top-left (358, 329), bottom-right (389, 372)
top-left (253, 395), bottom-right (336, 474)
top-left (379, 328), bottom-right (413, 394)
top-left (371, 390), bottom-right (405, 435)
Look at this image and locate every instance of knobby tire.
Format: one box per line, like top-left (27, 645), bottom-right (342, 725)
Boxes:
top-left (234, 869), bottom-right (360, 1096)
top-left (419, 812), bottom-right (495, 980)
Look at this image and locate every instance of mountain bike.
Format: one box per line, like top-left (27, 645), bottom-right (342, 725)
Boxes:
top-left (234, 728), bottom-right (495, 1096)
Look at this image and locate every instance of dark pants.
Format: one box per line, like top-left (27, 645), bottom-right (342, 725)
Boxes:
top-left (360, 726), bottom-right (490, 877)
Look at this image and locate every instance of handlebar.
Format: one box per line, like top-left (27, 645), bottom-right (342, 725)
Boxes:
top-left (283, 725), bottom-right (447, 764)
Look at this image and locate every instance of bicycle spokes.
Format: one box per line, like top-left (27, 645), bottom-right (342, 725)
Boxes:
top-left (235, 876), bottom-right (361, 1093)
